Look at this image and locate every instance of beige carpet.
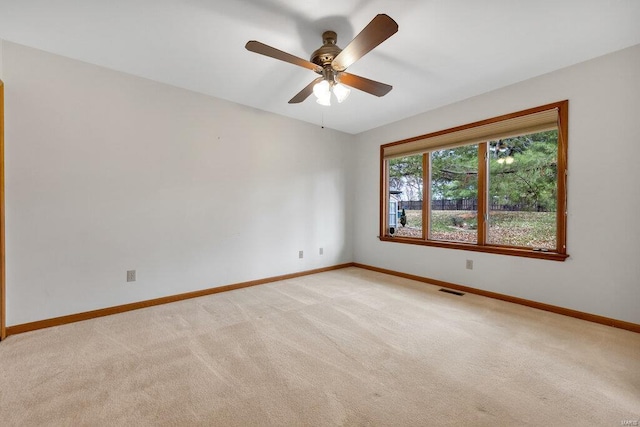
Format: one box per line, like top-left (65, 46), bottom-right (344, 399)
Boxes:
top-left (0, 267), bottom-right (638, 426)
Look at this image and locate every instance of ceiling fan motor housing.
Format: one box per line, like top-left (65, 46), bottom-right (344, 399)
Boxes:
top-left (311, 31), bottom-right (342, 67)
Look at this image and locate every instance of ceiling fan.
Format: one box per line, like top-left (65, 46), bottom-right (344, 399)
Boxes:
top-left (245, 14), bottom-right (398, 106)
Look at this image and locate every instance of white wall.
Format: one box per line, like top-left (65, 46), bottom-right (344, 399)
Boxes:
top-left (3, 41), bottom-right (354, 325)
top-left (353, 44), bottom-right (640, 324)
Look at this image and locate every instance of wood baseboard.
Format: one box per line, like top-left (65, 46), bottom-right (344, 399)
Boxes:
top-left (353, 263), bottom-right (640, 334)
top-left (5, 263), bottom-right (355, 336)
top-left (6, 261), bottom-right (638, 337)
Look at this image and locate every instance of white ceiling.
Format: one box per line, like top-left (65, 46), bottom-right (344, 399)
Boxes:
top-left (1, 0), bottom-right (639, 134)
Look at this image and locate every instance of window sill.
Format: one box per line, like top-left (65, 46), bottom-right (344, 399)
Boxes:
top-left (379, 236), bottom-right (569, 261)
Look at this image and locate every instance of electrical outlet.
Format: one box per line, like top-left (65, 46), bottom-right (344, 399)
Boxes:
top-left (298, 250), bottom-right (304, 259)
top-left (127, 270), bottom-right (136, 282)
top-left (319, 247), bottom-right (323, 255)
top-left (465, 260), bottom-right (473, 270)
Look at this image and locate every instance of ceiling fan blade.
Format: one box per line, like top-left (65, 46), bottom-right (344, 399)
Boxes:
top-left (289, 77), bottom-right (323, 104)
top-left (245, 41), bottom-right (322, 73)
top-left (331, 14), bottom-right (398, 71)
top-left (339, 72), bottom-right (392, 97)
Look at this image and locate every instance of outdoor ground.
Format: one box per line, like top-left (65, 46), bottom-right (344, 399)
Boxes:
top-left (394, 210), bottom-right (556, 249)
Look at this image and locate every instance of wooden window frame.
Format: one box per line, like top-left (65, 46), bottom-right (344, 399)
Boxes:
top-left (379, 100), bottom-right (569, 261)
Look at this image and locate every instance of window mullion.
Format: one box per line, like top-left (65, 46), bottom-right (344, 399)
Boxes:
top-left (422, 153), bottom-right (429, 241)
top-left (477, 143), bottom-right (487, 245)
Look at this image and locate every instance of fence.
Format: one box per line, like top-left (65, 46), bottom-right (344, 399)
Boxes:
top-left (396, 199), bottom-right (550, 212)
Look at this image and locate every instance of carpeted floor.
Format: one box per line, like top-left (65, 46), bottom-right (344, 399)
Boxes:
top-left (0, 267), bottom-right (638, 426)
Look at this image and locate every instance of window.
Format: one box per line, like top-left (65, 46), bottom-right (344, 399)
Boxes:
top-left (430, 145), bottom-right (478, 244)
top-left (380, 101), bottom-right (568, 261)
top-left (388, 154), bottom-right (423, 238)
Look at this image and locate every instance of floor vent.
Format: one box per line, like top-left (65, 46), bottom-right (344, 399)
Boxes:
top-left (439, 288), bottom-right (465, 296)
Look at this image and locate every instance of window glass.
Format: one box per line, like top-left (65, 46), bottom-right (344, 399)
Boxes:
top-left (388, 155), bottom-right (423, 238)
top-left (487, 131), bottom-right (558, 249)
top-left (430, 145), bottom-right (478, 243)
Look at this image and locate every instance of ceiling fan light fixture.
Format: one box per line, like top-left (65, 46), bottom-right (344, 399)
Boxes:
top-left (312, 79), bottom-right (350, 106)
top-left (333, 82), bottom-right (351, 103)
top-left (313, 80), bottom-right (330, 98)
top-left (316, 93), bottom-right (331, 106)
top-left (313, 80), bottom-right (332, 106)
